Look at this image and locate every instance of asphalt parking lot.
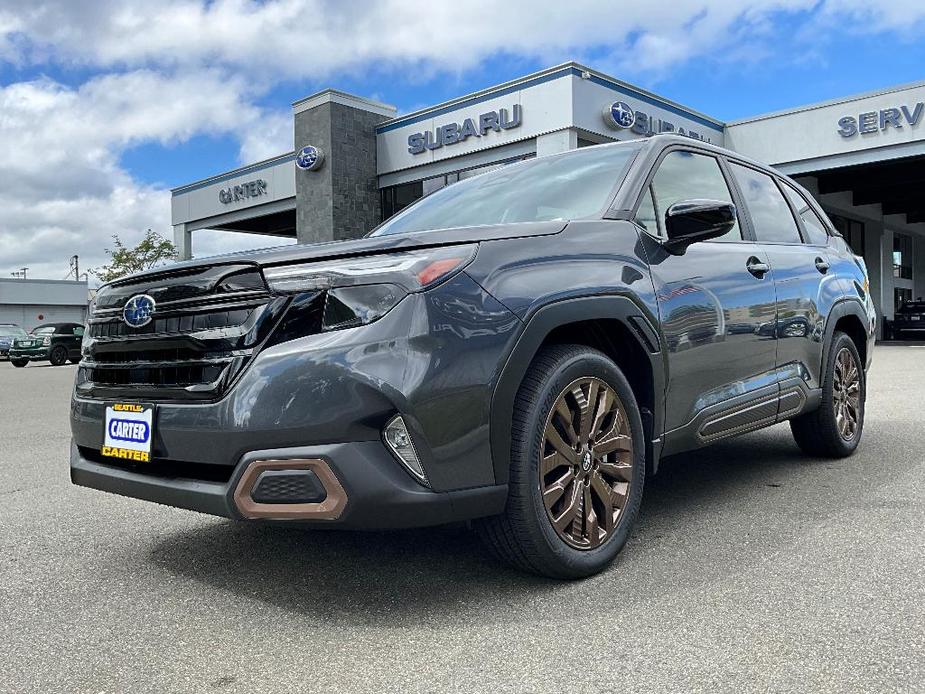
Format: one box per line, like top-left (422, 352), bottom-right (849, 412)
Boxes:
top-left (1, 347), bottom-right (923, 694)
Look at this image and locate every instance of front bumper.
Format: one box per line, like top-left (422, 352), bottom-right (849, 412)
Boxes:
top-left (893, 321), bottom-right (925, 332)
top-left (9, 347), bottom-right (49, 360)
top-left (70, 271), bottom-right (521, 523)
top-left (70, 441), bottom-right (507, 528)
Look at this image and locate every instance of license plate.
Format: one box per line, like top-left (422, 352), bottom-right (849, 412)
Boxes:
top-left (911, 316), bottom-right (921, 321)
top-left (102, 403), bottom-right (154, 463)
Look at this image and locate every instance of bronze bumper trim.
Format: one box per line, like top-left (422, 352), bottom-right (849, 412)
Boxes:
top-left (233, 458), bottom-right (347, 520)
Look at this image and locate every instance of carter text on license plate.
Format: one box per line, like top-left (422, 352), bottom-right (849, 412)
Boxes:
top-left (102, 403), bottom-right (153, 462)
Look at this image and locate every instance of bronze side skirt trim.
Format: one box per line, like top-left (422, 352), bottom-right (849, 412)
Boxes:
top-left (233, 458), bottom-right (347, 520)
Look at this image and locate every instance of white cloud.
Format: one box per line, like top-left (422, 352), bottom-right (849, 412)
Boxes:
top-left (0, 0), bottom-right (923, 282)
top-left (0, 69), bottom-right (292, 281)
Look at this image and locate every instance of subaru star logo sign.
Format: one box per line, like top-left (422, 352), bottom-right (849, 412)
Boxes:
top-left (296, 145), bottom-right (325, 171)
top-left (605, 101), bottom-right (636, 129)
top-left (122, 294), bottom-right (156, 328)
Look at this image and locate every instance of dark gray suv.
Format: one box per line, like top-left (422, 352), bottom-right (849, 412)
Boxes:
top-left (70, 135), bottom-right (875, 579)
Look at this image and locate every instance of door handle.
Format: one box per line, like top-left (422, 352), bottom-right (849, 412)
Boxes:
top-left (746, 257), bottom-right (770, 278)
top-left (815, 257), bottom-right (830, 274)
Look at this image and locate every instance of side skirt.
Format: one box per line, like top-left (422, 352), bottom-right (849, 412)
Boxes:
top-left (661, 378), bottom-right (821, 457)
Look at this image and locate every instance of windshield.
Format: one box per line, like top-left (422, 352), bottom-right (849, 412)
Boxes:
top-left (371, 143), bottom-right (640, 237)
top-left (0, 325), bottom-right (26, 337)
top-left (32, 326), bottom-right (55, 334)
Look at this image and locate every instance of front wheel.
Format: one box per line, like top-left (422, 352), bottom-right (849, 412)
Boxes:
top-left (10, 359), bottom-right (27, 368)
top-left (476, 344), bottom-right (645, 579)
top-left (790, 331), bottom-right (865, 457)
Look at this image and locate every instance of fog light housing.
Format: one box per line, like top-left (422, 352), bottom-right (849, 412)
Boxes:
top-left (384, 415), bottom-right (428, 486)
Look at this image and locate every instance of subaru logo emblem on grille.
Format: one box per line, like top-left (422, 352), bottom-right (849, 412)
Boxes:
top-left (122, 294), bottom-right (156, 328)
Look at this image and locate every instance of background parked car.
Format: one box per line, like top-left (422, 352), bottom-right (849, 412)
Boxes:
top-left (9, 323), bottom-right (84, 367)
top-left (0, 323), bottom-right (27, 359)
top-left (889, 300), bottom-right (925, 340)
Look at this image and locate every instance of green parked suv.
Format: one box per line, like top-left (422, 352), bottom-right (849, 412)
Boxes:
top-left (10, 323), bottom-right (84, 367)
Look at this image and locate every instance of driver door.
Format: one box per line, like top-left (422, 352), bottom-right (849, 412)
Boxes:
top-left (635, 149), bottom-right (778, 451)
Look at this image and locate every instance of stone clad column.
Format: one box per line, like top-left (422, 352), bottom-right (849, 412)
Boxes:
top-left (173, 223), bottom-right (191, 261)
top-left (292, 90), bottom-right (397, 244)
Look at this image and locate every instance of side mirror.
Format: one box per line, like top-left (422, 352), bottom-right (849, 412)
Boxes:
top-left (664, 199), bottom-right (736, 254)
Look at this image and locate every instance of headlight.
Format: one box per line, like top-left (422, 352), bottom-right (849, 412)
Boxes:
top-left (263, 245), bottom-right (477, 293)
top-left (42, 336), bottom-right (51, 346)
top-left (263, 245), bottom-right (477, 331)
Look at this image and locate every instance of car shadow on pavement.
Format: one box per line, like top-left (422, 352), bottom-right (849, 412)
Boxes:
top-left (148, 425), bottom-right (896, 625)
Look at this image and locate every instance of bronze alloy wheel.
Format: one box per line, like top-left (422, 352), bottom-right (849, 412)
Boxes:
top-left (833, 347), bottom-right (861, 441)
top-left (540, 377), bottom-right (634, 550)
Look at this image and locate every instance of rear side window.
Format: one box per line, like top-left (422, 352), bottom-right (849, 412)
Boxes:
top-left (729, 163), bottom-right (802, 244)
top-left (782, 185), bottom-right (829, 246)
top-left (649, 151), bottom-right (741, 241)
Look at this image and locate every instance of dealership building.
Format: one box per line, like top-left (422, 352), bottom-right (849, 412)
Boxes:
top-left (171, 62), bottom-right (925, 335)
top-left (0, 278), bottom-right (89, 331)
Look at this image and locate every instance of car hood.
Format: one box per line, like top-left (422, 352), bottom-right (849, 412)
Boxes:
top-left (113, 221), bottom-right (567, 285)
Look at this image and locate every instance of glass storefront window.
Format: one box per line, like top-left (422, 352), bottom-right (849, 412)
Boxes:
top-left (381, 180), bottom-right (423, 220)
top-left (893, 233), bottom-right (913, 280)
top-left (829, 214), bottom-right (865, 257)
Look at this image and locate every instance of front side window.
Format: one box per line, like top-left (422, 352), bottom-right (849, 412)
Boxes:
top-left (649, 151), bottom-right (741, 241)
top-left (73, 326), bottom-right (85, 336)
top-left (371, 144), bottom-right (640, 236)
top-left (782, 185), bottom-right (829, 245)
top-left (729, 163), bottom-right (802, 244)
top-left (634, 186), bottom-right (658, 236)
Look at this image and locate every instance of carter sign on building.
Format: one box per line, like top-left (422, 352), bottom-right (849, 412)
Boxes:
top-left (219, 179), bottom-right (268, 204)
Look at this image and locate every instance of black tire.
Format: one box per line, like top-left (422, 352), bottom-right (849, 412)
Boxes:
top-left (49, 346), bottom-right (68, 366)
top-left (790, 331), bottom-right (865, 457)
top-left (476, 344), bottom-right (646, 579)
top-left (11, 359), bottom-right (27, 368)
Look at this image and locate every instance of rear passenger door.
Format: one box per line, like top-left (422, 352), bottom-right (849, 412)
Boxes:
top-left (727, 162), bottom-right (841, 394)
top-left (636, 149), bottom-right (778, 443)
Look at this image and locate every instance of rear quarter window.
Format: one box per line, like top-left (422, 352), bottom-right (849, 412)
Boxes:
top-left (782, 184), bottom-right (829, 246)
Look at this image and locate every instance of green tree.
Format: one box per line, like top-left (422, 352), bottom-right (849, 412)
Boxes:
top-left (92, 229), bottom-right (179, 282)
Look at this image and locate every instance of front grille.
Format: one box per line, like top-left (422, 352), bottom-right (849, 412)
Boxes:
top-left (77, 263), bottom-right (296, 402)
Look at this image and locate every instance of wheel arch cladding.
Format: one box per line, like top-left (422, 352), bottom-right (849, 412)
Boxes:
top-left (490, 295), bottom-right (664, 485)
top-left (833, 314), bottom-right (868, 366)
top-left (824, 299), bottom-right (870, 372)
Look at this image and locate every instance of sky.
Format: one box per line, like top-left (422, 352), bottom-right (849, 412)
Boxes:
top-left (1, 0), bottom-right (924, 283)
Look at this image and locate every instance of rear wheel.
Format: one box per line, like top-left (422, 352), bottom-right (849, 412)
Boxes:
top-left (790, 331), bottom-right (864, 457)
top-left (49, 346), bottom-right (68, 366)
top-left (11, 359), bottom-right (27, 368)
top-left (476, 344), bottom-right (645, 579)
